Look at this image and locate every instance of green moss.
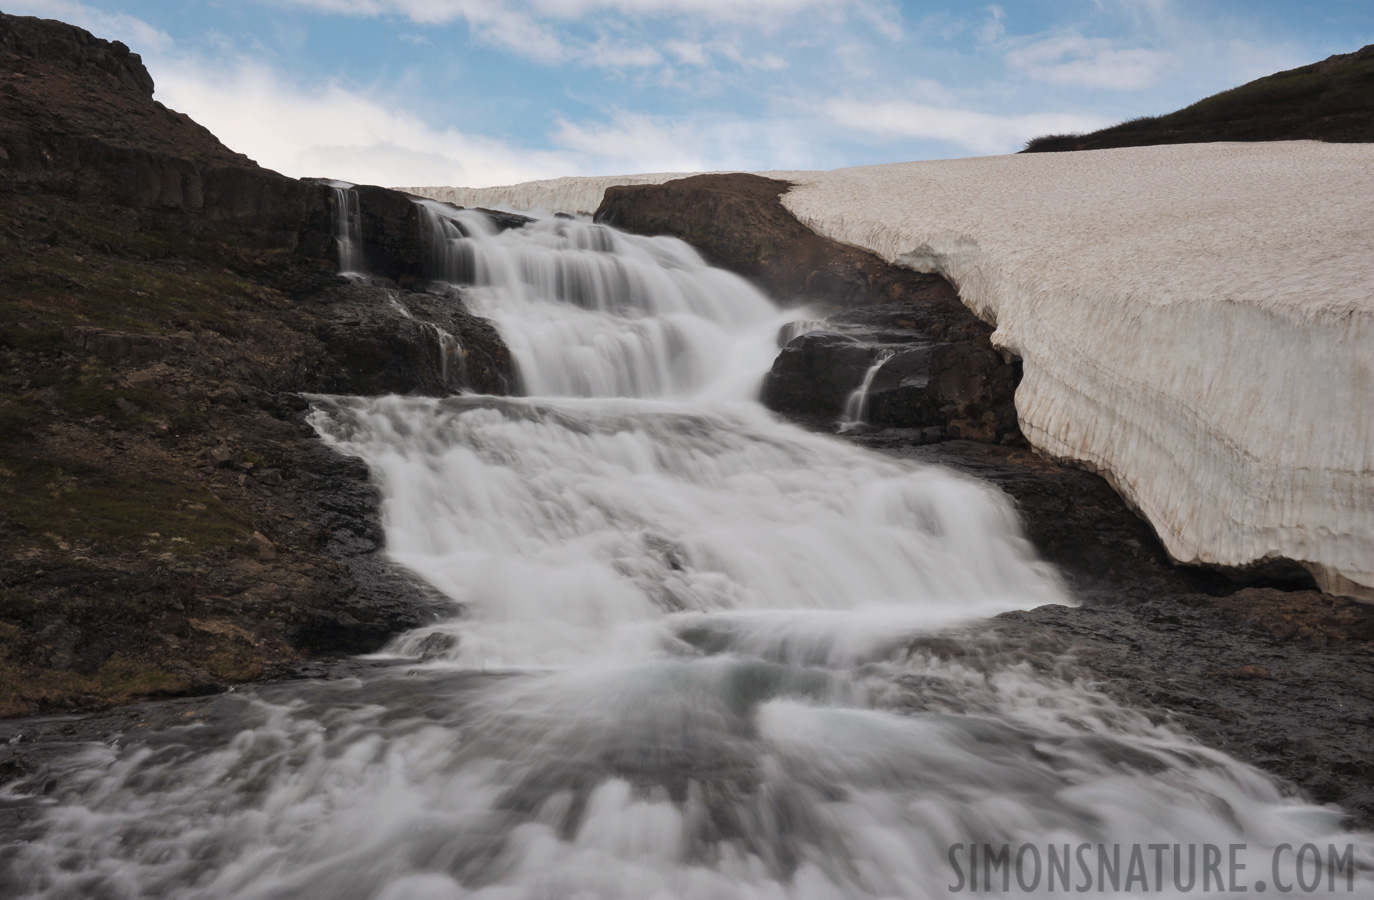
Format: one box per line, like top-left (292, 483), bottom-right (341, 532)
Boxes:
top-left (0, 196), bottom-right (286, 342)
top-left (0, 651), bottom-right (190, 717)
top-left (0, 453), bottom-right (252, 555)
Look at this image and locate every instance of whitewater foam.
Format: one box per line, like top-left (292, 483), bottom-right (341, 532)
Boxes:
top-left (405, 142), bottom-right (1374, 597)
top-left (4, 208), bottom-right (1369, 899)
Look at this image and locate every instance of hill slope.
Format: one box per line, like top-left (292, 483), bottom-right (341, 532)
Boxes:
top-left (1024, 43), bottom-right (1374, 152)
top-left (0, 13), bottom-right (510, 715)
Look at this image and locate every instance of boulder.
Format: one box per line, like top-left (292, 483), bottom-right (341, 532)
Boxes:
top-left (761, 332), bottom-right (881, 418)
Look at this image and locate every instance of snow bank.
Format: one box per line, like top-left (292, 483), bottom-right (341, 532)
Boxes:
top-left (783, 142), bottom-right (1374, 597)
top-left (405, 142), bottom-right (1374, 597)
top-left (400, 173), bottom-right (692, 216)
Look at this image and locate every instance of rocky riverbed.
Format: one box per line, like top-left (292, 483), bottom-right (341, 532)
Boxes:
top-left (0, 8), bottom-right (1370, 848)
top-left (595, 174), bottom-right (1374, 828)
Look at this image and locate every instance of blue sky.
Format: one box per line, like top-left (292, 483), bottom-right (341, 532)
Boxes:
top-left (9, 1), bottom-right (1372, 186)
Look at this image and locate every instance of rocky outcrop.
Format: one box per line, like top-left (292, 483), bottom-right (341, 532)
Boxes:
top-left (596, 173), bottom-right (1023, 440)
top-left (763, 303), bottom-right (1020, 441)
top-left (0, 11), bottom-right (515, 715)
top-left (0, 13), bottom-right (153, 94)
top-left (780, 146), bottom-right (1374, 599)
top-left (0, 14), bottom-right (334, 247)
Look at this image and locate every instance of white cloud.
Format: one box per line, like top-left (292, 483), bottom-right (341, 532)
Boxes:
top-left (584, 37), bottom-right (662, 68)
top-left (550, 111), bottom-right (820, 174)
top-left (978, 4), bottom-right (1006, 44)
top-left (1006, 34), bottom-right (1170, 90)
top-left (4, 0), bottom-right (172, 52)
top-left (282, 0), bottom-right (568, 61)
top-left (152, 56), bottom-right (574, 187)
top-left (823, 98), bottom-right (1112, 155)
top-left (663, 39), bottom-right (707, 66)
top-left (148, 54), bottom-right (816, 186)
top-left (271, 0), bottom-right (902, 67)
top-left (552, 113), bottom-right (711, 172)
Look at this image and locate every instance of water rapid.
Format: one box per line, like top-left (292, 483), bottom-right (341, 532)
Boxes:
top-left (838, 351), bottom-right (893, 433)
top-left (2, 212), bottom-right (1368, 899)
top-left (330, 182), bottom-right (364, 276)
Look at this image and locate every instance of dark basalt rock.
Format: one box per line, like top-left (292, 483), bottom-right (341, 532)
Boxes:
top-left (762, 331), bottom-right (874, 417)
top-left (0, 13), bottom-right (153, 95)
top-left (599, 173), bottom-right (1023, 443)
top-left (0, 10), bottom-right (514, 715)
top-left (762, 326), bottom-right (1019, 441)
top-left (353, 184), bottom-right (425, 284)
top-left (474, 207), bottom-right (534, 232)
top-left (312, 283), bottom-right (515, 397)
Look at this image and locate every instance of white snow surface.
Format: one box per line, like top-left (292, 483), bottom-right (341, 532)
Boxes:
top-left (400, 173), bottom-right (693, 216)
top-left (404, 142), bottom-right (1374, 597)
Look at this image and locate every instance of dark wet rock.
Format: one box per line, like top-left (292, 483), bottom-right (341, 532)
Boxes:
top-left (353, 184), bottom-right (425, 284)
top-left (0, 11), bottom-right (509, 715)
top-left (999, 589), bottom-right (1374, 829)
top-left (474, 207), bottom-right (534, 232)
top-left (599, 173), bottom-right (1022, 442)
top-left (310, 282), bottom-right (514, 397)
top-left (868, 341), bottom-right (1018, 440)
top-left (763, 324), bottom-right (1019, 440)
top-left (761, 331), bottom-right (874, 418)
top-left (417, 632), bottom-right (459, 661)
top-left (599, 169), bottom-right (1374, 826)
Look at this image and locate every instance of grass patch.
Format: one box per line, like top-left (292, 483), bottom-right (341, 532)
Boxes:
top-left (0, 452), bottom-right (252, 555)
top-left (1022, 44), bottom-right (1374, 152)
top-left (0, 195), bottom-right (289, 342)
top-left (0, 650), bottom-right (188, 717)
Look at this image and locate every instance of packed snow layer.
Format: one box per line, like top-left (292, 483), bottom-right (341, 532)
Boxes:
top-left (401, 173), bottom-right (692, 216)
top-left (782, 142), bottom-right (1374, 597)
top-left (408, 142), bottom-right (1374, 597)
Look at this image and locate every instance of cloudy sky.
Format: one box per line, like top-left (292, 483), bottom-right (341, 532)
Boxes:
top-left (10, 1), bottom-right (1372, 187)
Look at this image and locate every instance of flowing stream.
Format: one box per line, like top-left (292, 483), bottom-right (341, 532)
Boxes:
top-left (1, 211), bottom-right (1368, 898)
top-left (838, 351), bottom-right (893, 433)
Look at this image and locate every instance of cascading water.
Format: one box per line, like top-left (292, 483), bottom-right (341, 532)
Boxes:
top-left (2, 212), bottom-right (1368, 899)
top-left (329, 181), bottom-right (364, 276)
top-left (838, 350), bottom-right (893, 432)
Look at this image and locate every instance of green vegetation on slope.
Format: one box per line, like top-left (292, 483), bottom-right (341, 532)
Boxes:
top-left (1024, 44), bottom-right (1374, 152)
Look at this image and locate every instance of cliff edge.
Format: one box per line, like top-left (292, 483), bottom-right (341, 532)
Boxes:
top-left (0, 13), bottom-right (510, 715)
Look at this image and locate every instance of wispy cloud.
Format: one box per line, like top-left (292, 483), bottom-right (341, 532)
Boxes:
top-left (281, 0), bottom-right (568, 61)
top-left (1006, 34), bottom-right (1170, 90)
top-left (550, 110), bottom-right (819, 173)
top-left (153, 56), bottom-right (575, 186)
top-left (823, 97), bottom-right (1112, 155)
top-left (271, 0), bottom-right (901, 68)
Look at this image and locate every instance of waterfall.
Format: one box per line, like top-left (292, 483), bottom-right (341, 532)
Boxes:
top-left (838, 349), bottom-right (893, 432)
top-left (414, 199), bottom-right (790, 401)
top-left (329, 182), bottom-right (364, 276)
top-left (433, 325), bottom-right (461, 387)
top-left (3, 210), bottom-right (1367, 900)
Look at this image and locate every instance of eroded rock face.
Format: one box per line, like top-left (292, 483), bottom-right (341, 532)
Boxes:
top-left (310, 283), bottom-right (514, 397)
top-left (763, 310), bottom-right (1020, 440)
top-left (597, 173), bottom-right (1024, 442)
top-left (0, 14), bottom-right (153, 95)
top-left (762, 331), bottom-right (874, 417)
top-left (0, 11), bottom-right (513, 715)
